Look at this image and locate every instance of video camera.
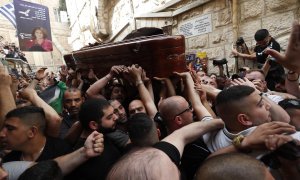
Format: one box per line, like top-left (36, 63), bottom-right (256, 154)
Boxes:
top-left (213, 58), bottom-right (228, 66)
top-left (236, 37), bottom-right (245, 46)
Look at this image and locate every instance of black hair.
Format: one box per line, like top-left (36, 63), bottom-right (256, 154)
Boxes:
top-left (128, 113), bottom-right (158, 147)
top-left (6, 106), bottom-right (46, 133)
top-left (18, 160), bottom-right (63, 180)
top-left (63, 87), bottom-right (83, 102)
top-left (254, 29), bottom-right (269, 41)
top-left (216, 85), bottom-right (255, 107)
top-left (78, 98), bottom-right (110, 130)
top-left (31, 27), bottom-right (48, 39)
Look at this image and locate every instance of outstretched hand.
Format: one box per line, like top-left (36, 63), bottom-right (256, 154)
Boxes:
top-left (0, 61), bottom-right (11, 87)
top-left (194, 82), bottom-right (207, 102)
top-left (110, 65), bottom-right (125, 76)
top-left (265, 134), bottom-right (295, 151)
top-left (127, 64), bottom-right (143, 82)
top-left (241, 122), bottom-right (296, 150)
top-left (35, 67), bottom-right (48, 81)
top-left (231, 77), bottom-right (256, 90)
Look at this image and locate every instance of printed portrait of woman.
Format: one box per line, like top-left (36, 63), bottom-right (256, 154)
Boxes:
top-left (27, 27), bottom-right (53, 52)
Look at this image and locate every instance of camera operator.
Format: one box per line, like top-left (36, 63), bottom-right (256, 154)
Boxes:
top-left (232, 29), bottom-right (285, 91)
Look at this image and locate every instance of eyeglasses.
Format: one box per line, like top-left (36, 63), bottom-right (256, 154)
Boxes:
top-left (175, 102), bottom-right (193, 118)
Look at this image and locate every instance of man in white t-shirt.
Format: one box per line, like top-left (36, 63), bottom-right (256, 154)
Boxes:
top-left (203, 85), bottom-right (292, 152)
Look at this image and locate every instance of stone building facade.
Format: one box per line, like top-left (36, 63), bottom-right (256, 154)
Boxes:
top-left (0, 0), bottom-right (72, 71)
top-left (66, 0), bottom-right (299, 74)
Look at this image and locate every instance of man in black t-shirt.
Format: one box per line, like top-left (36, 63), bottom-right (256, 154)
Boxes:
top-left (106, 118), bottom-right (224, 180)
top-left (232, 29), bottom-right (285, 90)
top-left (59, 88), bottom-right (84, 138)
top-left (66, 98), bottom-right (121, 180)
top-left (1, 106), bottom-right (71, 163)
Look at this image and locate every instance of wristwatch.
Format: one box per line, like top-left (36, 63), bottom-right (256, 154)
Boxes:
top-left (232, 135), bottom-right (245, 148)
top-left (232, 135), bottom-right (252, 153)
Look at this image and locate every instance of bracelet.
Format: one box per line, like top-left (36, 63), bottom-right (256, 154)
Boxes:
top-left (288, 71), bottom-right (296, 74)
top-left (135, 80), bottom-right (143, 87)
top-left (232, 135), bottom-right (252, 153)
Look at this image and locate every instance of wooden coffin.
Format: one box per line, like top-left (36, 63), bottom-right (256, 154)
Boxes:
top-left (63, 35), bottom-right (186, 78)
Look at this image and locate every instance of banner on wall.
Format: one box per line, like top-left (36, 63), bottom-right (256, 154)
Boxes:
top-left (13, 0), bottom-right (53, 52)
top-left (178, 14), bottom-right (212, 38)
top-left (186, 52), bottom-right (208, 73)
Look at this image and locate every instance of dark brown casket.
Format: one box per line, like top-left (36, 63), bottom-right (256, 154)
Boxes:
top-left (63, 35), bottom-right (187, 78)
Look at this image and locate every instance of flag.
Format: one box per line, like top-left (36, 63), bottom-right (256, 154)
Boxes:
top-left (39, 81), bottom-right (67, 114)
top-left (0, 2), bottom-right (16, 28)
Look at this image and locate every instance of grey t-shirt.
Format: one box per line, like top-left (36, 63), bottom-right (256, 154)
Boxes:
top-left (106, 129), bottom-right (130, 149)
top-left (3, 161), bottom-right (33, 180)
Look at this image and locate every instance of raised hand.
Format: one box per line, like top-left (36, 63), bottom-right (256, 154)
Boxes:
top-left (84, 131), bottom-right (104, 158)
top-left (19, 87), bottom-right (36, 100)
top-left (127, 64), bottom-right (143, 82)
top-left (231, 45), bottom-right (239, 57)
top-left (265, 134), bottom-right (294, 151)
top-left (0, 61), bottom-right (11, 87)
top-left (194, 82), bottom-right (207, 102)
top-left (173, 71), bottom-right (190, 78)
top-left (88, 69), bottom-right (98, 80)
top-left (59, 65), bottom-right (68, 77)
top-left (190, 70), bottom-right (201, 84)
top-left (241, 122), bottom-right (296, 150)
top-left (35, 67), bottom-right (48, 81)
top-left (110, 65), bottom-right (125, 76)
top-left (77, 72), bottom-right (83, 84)
top-left (141, 69), bottom-right (150, 83)
top-left (231, 77), bottom-right (256, 90)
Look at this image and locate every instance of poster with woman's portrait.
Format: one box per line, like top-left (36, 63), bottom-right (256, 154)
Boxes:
top-left (14, 0), bottom-right (53, 52)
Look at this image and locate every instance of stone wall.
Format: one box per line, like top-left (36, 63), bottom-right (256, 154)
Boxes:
top-left (96, 0), bottom-right (299, 74)
top-left (0, 0), bottom-right (72, 71)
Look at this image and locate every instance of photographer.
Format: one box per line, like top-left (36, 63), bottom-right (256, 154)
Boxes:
top-left (212, 58), bottom-right (228, 78)
top-left (232, 29), bottom-right (285, 91)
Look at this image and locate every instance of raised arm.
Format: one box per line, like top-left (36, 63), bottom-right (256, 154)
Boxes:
top-left (19, 87), bottom-right (62, 137)
top-left (0, 62), bottom-right (15, 128)
top-left (153, 77), bottom-right (176, 97)
top-left (174, 71), bottom-right (212, 120)
top-left (127, 65), bottom-right (157, 119)
top-left (162, 118), bottom-right (224, 156)
top-left (232, 78), bottom-right (290, 123)
top-left (194, 82), bottom-right (217, 118)
top-left (86, 65), bottom-right (124, 99)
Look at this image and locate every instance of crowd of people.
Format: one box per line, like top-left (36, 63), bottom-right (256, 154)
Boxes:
top-left (0, 40), bottom-right (27, 62)
top-left (0, 22), bottom-right (300, 180)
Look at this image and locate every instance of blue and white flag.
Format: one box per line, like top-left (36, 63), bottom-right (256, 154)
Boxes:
top-left (0, 2), bottom-right (16, 28)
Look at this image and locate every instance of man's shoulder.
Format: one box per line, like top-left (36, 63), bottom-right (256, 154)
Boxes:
top-left (45, 137), bottom-right (72, 154)
top-left (2, 151), bottom-right (22, 162)
top-left (270, 38), bottom-right (280, 51)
